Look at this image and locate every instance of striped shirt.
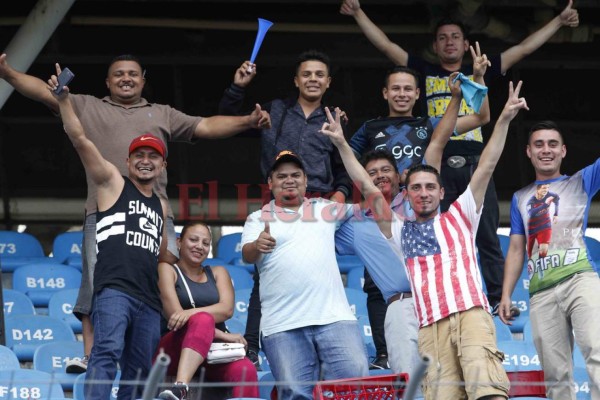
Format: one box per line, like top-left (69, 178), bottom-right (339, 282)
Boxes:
top-left (387, 186), bottom-right (489, 327)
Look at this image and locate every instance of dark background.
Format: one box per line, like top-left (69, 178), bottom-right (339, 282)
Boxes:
top-left (0, 0), bottom-right (599, 232)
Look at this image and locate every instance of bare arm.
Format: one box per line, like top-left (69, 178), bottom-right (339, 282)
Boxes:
top-left (320, 107), bottom-right (392, 237)
top-left (470, 81), bottom-right (529, 210)
top-left (193, 104), bottom-right (271, 139)
top-left (499, 234), bottom-right (526, 325)
top-left (500, 0), bottom-right (579, 74)
top-left (455, 43), bottom-right (491, 134)
top-left (0, 53), bottom-right (59, 112)
top-left (424, 71), bottom-right (462, 172)
top-left (340, 0), bottom-right (408, 66)
top-left (49, 65), bottom-right (118, 188)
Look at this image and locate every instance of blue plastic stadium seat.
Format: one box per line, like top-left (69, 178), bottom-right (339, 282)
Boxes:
top-left (336, 254), bottom-right (363, 273)
top-left (0, 345), bottom-right (20, 371)
top-left (498, 340), bottom-right (541, 372)
top-left (203, 257), bottom-right (231, 267)
top-left (573, 366), bottom-right (592, 399)
top-left (233, 288), bottom-right (252, 322)
top-left (48, 288), bottom-right (82, 334)
top-left (73, 370), bottom-right (120, 400)
top-left (522, 319), bottom-right (534, 342)
top-left (12, 263), bottom-right (82, 307)
top-left (574, 343), bottom-right (586, 369)
top-left (356, 314), bottom-right (376, 358)
top-left (225, 318), bottom-right (246, 335)
top-left (257, 371), bottom-right (275, 400)
top-left (493, 316), bottom-right (514, 342)
top-left (3, 289), bottom-right (35, 316)
top-left (344, 287), bottom-right (368, 316)
top-left (217, 232), bottom-right (253, 272)
top-left (226, 266), bottom-right (254, 291)
top-left (0, 368), bottom-right (65, 399)
top-left (345, 266), bottom-right (365, 290)
top-left (33, 340), bottom-right (84, 391)
top-left (5, 314), bottom-right (76, 361)
top-left (52, 231), bottom-right (83, 270)
top-left (0, 230), bottom-right (56, 272)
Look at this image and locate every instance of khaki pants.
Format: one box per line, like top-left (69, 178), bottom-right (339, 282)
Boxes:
top-left (418, 307), bottom-right (509, 400)
top-left (530, 271), bottom-right (600, 400)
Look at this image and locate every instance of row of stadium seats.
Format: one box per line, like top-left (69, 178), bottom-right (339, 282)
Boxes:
top-left (0, 230), bottom-right (365, 275)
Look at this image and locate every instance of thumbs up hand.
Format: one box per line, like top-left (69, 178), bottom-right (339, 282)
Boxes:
top-left (255, 221), bottom-right (276, 253)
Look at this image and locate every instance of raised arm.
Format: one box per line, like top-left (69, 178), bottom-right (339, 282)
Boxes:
top-left (0, 53), bottom-right (59, 112)
top-left (340, 0), bottom-right (408, 66)
top-left (499, 232), bottom-right (526, 325)
top-left (424, 71), bottom-right (462, 171)
top-left (470, 81), bottom-right (529, 210)
top-left (455, 43), bottom-right (491, 134)
top-left (500, 0), bottom-right (579, 74)
top-left (320, 107), bottom-right (392, 237)
top-left (218, 61), bottom-right (257, 116)
top-left (49, 64), bottom-right (118, 188)
top-left (193, 104), bottom-right (270, 139)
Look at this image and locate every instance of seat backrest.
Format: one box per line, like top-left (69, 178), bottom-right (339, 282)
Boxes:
top-left (52, 231), bottom-right (83, 265)
top-left (225, 318), bottom-right (246, 335)
top-left (336, 254), bottom-right (363, 273)
top-left (498, 340), bottom-right (541, 372)
top-left (356, 314), bottom-right (376, 357)
top-left (217, 233), bottom-right (243, 264)
top-left (522, 319), bottom-right (534, 342)
top-left (233, 288), bottom-right (252, 321)
top-left (73, 369), bottom-right (120, 400)
top-left (493, 316), bottom-right (514, 342)
top-left (344, 287), bottom-right (368, 316)
top-left (48, 288), bottom-right (82, 334)
top-left (5, 315), bottom-right (76, 361)
top-left (3, 289), bottom-right (35, 316)
top-left (345, 266), bottom-right (365, 290)
top-left (226, 266), bottom-right (254, 290)
top-left (12, 263), bottom-right (82, 307)
top-left (0, 368), bottom-right (65, 399)
top-left (0, 231), bottom-right (49, 272)
top-left (0, 345), bottom-right (20, 371)
top-left (33, 340), bottom-right (84, 375)
top-left (573, 366), bottom-right (592, 400)
top-left (0, 231), bottom-right (44, 258)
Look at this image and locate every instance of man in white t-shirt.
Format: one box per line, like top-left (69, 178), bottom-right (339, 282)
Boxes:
top-left (321, 80), bottom-right (528, 399)
top-left (241, 150), bottom-right (368, 400)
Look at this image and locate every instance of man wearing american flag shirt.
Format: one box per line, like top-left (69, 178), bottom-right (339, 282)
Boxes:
top-left (321, 80), bottom-right (529, 399)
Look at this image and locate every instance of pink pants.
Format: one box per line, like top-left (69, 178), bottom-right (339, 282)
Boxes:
top-left (156, 312), bottom-right (258, 398)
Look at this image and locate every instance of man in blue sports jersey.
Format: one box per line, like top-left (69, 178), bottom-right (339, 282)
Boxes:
top-left (49, 65), bottom-right (168, 400)
top-left (499, 121), bottom-right (600, 400)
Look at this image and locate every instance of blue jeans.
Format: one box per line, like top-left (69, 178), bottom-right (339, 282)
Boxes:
top-left (85, 288), bottom-right (160, 400)
top-left (262, 321), bottom-right (369, 400)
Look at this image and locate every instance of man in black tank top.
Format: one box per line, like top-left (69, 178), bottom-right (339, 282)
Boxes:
top-left (50, 66), bottom-right (168, 400)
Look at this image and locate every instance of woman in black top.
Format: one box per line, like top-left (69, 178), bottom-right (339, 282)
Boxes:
top-left (156, 222), bottom-right (258, 400)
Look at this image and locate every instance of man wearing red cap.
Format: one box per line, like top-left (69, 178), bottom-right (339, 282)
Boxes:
top-left (0, 53), bottom-right (269, 373)
top-left (49, 66), bottom-right (169, 400)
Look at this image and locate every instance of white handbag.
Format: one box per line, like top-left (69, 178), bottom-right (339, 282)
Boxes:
top-left (206, 342), bottom-right (246, 364)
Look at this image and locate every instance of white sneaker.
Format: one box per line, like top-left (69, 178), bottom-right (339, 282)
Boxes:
top-left (66, 355), bottom-right (89, 374)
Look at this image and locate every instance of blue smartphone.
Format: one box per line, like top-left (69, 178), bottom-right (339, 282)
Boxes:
top-left (54, 67), bottom-right (75, 95)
